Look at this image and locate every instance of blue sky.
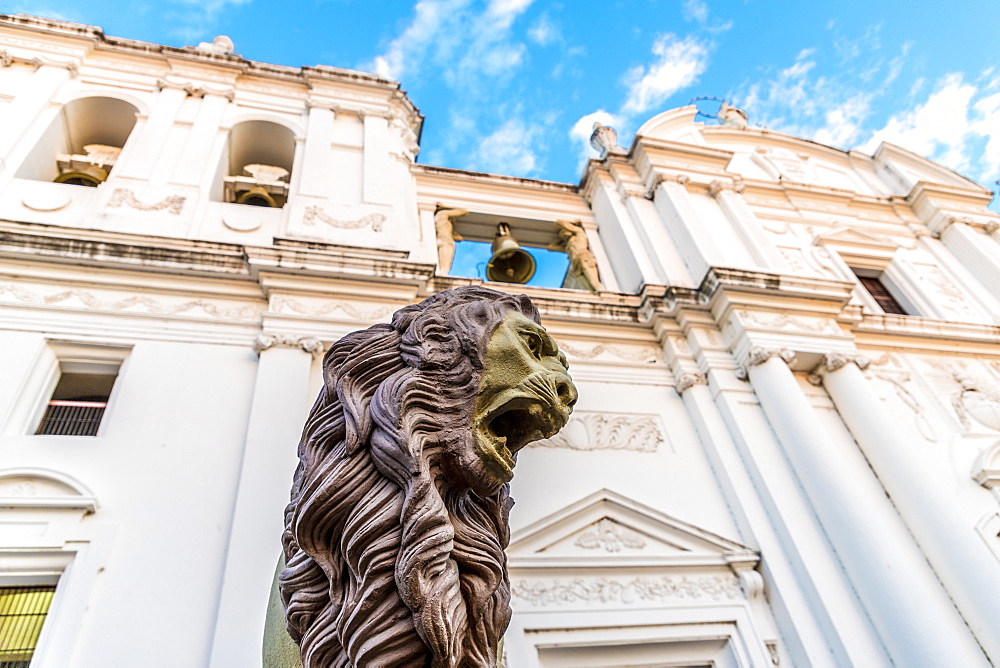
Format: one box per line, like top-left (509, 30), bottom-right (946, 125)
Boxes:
top-left (5, 0), bottom-right (998, 202)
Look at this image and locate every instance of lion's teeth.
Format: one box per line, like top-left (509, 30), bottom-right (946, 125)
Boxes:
top-left (528, 403), bottom-right (542, 416)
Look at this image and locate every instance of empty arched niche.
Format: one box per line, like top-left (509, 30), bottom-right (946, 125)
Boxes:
top-left (17, 96), bottom-right (139, 186)
top-left (216, 120), bottom-right (295, 208)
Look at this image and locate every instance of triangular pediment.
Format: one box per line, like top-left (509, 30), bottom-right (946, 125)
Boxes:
top-left (813, 226), bottom-right (899, 252)
top-left (508, 489), bottom-right (757, 569)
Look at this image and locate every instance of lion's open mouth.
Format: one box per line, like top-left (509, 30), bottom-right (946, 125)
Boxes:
top-left (478, 396), bottom-right (568, 477)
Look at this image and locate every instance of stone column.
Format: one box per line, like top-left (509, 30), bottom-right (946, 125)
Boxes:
top-left (209, 334), bottom-right (321, 668)
top-left (744, 349), bottom-right (987, 666)
top-left (815, 353), bottom-right (1000, 663)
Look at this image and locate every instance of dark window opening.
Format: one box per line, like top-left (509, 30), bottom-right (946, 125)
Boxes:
top-left (36, 369), bottom-right (118, 436)
top-left (855, 273), bottom-right (908, 315)
top-left (0, 585), bottom-right (56, 667)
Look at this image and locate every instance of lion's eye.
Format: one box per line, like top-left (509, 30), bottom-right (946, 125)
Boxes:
top-left (522, 331), bottom-right (544, 359)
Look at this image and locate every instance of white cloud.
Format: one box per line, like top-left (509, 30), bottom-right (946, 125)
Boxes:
top-left (367, 0), bottom-right (471, 80)
top-left (862, 74), bottom-right (1000, 179)
top-left (366, 0), bottom-right (536, 91)
top-left (487, 0), bottom-right (533, 27)
top-left (475, 118), bottom-right (543, 175)
top-left (812, 93), bottom-right (871, 147)
top-left (528, 15), bottom-right (559, 46)
top-left (569, 110), bottom-right (622, 162)
top-left (682, 0), bottom-right (708, 23)
top-left (621, 34), bottom-right (709, 115)
top-left (162, 0), bottom-right (254, 43)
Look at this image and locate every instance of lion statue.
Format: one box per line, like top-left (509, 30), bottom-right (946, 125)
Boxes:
top-left (278, 286), bottom-right (577, 667)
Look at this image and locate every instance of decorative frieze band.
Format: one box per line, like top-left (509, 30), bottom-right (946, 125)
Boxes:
top-left (253, 334), bottom-right (323, 356)
top-left (533, 411), bottom-right (665, 453)
top-left (511, 574), bottom-right (742, 607)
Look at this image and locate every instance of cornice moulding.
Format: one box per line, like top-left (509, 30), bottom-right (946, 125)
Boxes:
top-left (0, 225), bottom-right (248, 276)
top-left (412, 164), bottom-right (579, 194)
top-left (852, 314), bottom-right (1000, 352)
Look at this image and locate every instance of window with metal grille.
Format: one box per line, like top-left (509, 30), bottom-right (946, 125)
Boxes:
top-left (856, 274), bottom-right (909, 315)
top-left (35, 367), bottom-right (118, 437)
top-left (0, 586), bottom-right (56, 667)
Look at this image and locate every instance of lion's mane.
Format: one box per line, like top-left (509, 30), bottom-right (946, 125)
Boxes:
top-left (280, 286), bottom-right (541, 667)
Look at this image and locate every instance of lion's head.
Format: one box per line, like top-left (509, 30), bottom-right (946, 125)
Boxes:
top-left (280, 286), bottom-right (576, 667)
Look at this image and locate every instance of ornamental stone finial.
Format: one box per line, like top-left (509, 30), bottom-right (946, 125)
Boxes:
top-left (590, 122), bottom-right (626, 159)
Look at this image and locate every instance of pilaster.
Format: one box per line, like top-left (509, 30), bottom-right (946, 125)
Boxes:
top-left (209, 333), bottom-right (321, 668)
top-left (297, 100), bottom-right (336, 198)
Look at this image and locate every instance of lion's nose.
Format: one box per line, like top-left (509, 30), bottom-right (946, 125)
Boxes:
top-left (557, 379), bottom-right (578, 408)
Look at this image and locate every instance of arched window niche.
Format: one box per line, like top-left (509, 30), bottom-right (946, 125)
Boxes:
top-left (17, 96), bottom-right (139, 187)
top-left (215, 120), bottom-right (295, 208)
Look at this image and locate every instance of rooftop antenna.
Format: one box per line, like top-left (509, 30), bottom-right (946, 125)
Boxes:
top-left (689, 96), bottom-right (749, 129)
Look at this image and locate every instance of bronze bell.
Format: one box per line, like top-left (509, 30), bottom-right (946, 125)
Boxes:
top-left (236, 185), bottom-right (278, 208)
top-left (54, 164), bottom-right (109, 187)
top-left (486, 222), bottom-right (536, 284)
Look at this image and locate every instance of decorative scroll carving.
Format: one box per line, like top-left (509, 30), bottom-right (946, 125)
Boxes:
top-left (952, 370), bottom-right (1000, 432)
top-left (808, 352), bottom-right (871, 383)
top-left (0, 50), bottom-right (12, 67)
top-left (269, 295), bottom-right (396, 321)
top-left (737, 347), bottom-right (795, 380)
top-left (0, 283), bottom-right (261, 320)
top-left (708, 180), bottom-right (745, 197)
top-left (575, 518), bottom-right (646, 552)
top-left (737, 570), bottom-right (765, 600)
top-left (740, 310), bottom-right (839, 334)
top-left (277, 287), bottom-right (576, 667)
top-left (253, 334), bottom-right (323, 356)
top-left (675, 372), bottom-right (707, 394)
top-left (533, 411), bottom-right (665, 453)
top-left (748, 347), bottom-right (795, 367)
top-left (511, 575), bottom-right (742, 607)
top-left (556, 340), bottom-right (663, 363)
top-left (302, 206), bottom-right (385, 232)
top-left (107, 188), bottom-right (185, 215)
top-left (644, 173), bottom-right (689, 200)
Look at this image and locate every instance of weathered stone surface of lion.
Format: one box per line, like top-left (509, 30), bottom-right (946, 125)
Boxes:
top-left (279, 286), bottom-right (577, 667)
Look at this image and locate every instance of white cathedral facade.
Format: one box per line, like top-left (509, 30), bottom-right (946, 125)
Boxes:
top-left (1, 14), bottom-right (1000, 668)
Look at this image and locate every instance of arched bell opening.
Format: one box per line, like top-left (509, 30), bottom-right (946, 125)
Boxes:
top-left (17, 96), bottom-right (138, 187)
top-left (218, 121), bottom-right (295, 208)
